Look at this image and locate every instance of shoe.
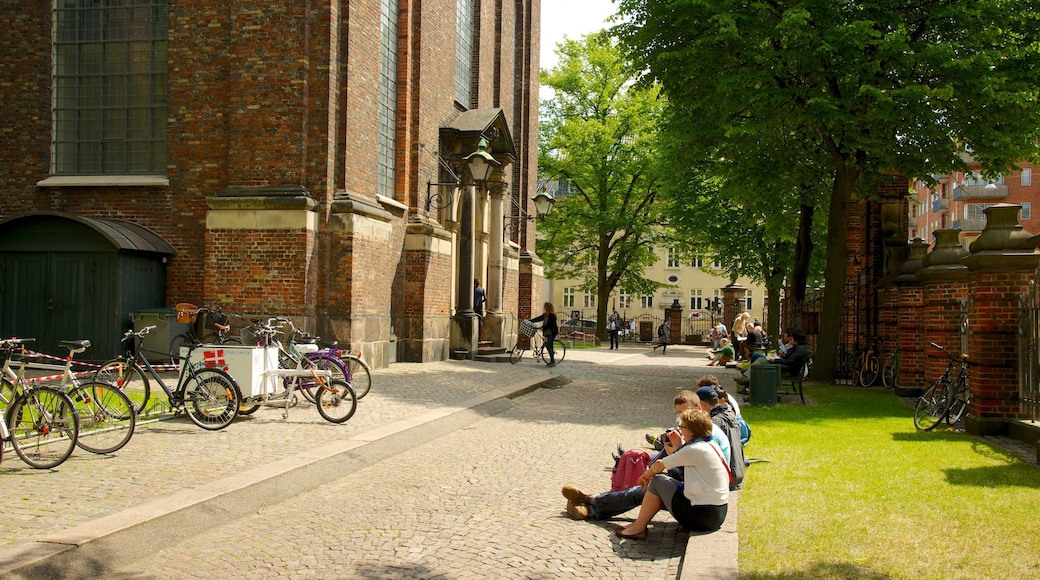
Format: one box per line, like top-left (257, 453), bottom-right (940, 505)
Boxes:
top-left (566, 500), bottom-right (589, 520)
top-left (546, 362), bottom-right (556, 367)
top-left (617, 442), bottom-right (625, 457)
top-left (611, 451), bottom-right (621, 463)
top-left (645, 433), bottom-right (657, 447)
top-left (561, 484), bottom-right (592, 505)
top-left (614, 525), bottom-right (647, 540)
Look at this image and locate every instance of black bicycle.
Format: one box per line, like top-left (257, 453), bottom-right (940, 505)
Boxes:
top-left (914, 342), bottom-right (972, 431)
top-left (95, 326), bottom-right (243, 430)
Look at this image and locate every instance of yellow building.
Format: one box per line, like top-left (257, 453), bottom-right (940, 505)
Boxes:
top-left (543, 246), bottom-right (769, 343)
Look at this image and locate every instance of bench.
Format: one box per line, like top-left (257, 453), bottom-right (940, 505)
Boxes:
top-left (777, 354), bottom-right (812, 404)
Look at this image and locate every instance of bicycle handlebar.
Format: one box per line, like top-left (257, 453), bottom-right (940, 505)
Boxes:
top-left (930, 342), bottom-right (970, 363)
top-left (121, 325), bottom-right (158, 341)
top-left (0, 337), bottom-right (36, 348)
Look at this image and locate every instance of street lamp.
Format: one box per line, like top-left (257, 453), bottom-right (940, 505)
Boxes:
top-left (504, 189), bottom-right (556, 236)
top-left (463, 137), bottom-right (500, 183)
top-left (424, 137), bottom-right (503, 212)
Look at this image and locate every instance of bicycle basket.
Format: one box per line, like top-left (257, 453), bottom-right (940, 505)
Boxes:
top-left (519, 320), bottom-right (537, 337)
top-left (175, 303), bottom-right (200, 324)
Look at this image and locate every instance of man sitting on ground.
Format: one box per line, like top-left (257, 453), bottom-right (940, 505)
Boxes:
top-left (707, 337), bottom-right (735, 367)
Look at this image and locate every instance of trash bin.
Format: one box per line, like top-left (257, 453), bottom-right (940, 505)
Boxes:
top-left (749, 363), bottom-right (779, 407)
top-left (131, 308), bottom-right (192, 362)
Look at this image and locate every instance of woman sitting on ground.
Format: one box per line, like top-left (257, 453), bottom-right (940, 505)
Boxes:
top-left (615, 408), bottom-right (730, 539)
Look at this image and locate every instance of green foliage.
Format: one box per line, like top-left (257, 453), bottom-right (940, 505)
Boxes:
top-left (539, 31), bottom-right (671, 313)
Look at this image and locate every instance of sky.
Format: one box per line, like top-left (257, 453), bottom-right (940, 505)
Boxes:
top-left (540, 0), bottom-right (619, 72)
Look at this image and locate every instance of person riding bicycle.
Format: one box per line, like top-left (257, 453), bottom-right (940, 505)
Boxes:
top-left (529, 302), bottom-right (559, 367)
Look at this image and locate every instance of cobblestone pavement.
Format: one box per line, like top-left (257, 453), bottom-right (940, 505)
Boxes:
top-left (2, 345), bottom-right (740, 579)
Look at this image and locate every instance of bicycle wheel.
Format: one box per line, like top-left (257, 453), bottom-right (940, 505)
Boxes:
top-left (947, 381), bottom-right (970, 425)
top-left (540, 339), bottom-right (567, 364)
top-left (69, 381), bottom-right (137, 454)
top-left (508, 341), bottom-right (526, 364)
top-left (316, 379), bottom-right (358, 423)
top-left (343, 355), bottom-right (372, 399)
top-left (302, 354), bottom-right (349, 402)
top-left (859, 355), bottom-right (880, 387)
top-left (881, 354), bottom-right (897, 389)
top-left (8, 386), bottom-right (80, 469)
top-left (914, 378), bottom-right (950, 431)
top-left (182, 368), bottom-right (241, 430)
top-left (95, 359), bottom-right (151, 416)
top-left (0, 378), bottom-right (16, 415)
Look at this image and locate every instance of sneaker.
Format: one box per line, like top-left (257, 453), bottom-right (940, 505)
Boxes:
top-left (561, 484), bottom-right (592, 505)
top-left (566, 500), bottom-right (589, 520)
top-left (645, 433), bottom-right (663, 451)
top-left (546, 362), bottom-right (556, 367)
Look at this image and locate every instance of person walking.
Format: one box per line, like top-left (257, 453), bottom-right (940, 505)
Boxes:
top-left (530, 302), bottom-right (560, 367)
top-left (652, 319), bottom-right (671, 354)
top-left (608, 309), bottom-right (621, 350)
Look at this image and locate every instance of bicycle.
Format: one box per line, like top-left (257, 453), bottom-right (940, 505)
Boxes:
top-left (93, 326), bottom-right (243, 430)
top-left (914, 342), bottom-right (972, 431)
top-left (856, 338), bottom-right (881, 387)
top-left (881, 347), bottom-right (899, 389)
top-left (508, 320), bottom-right (567, 365)
top-left (173, 303), bottom-right (244, 348)
top-left (240, 317), bottom-right (353, 404)
top-left (0, 338), bottom-right (81, 469)
top-left (237, 320), bottom-right (357, 423)
top-left (43, 339), bottom-right (137, 455)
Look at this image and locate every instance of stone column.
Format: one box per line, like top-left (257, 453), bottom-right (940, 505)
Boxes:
top-left (894, 238), bottom-right (928, 395)
top-left (451, 183), bottom-right (480, 359)
top-left (668, 299), bottom-right (683, 345)
top-left (963, 204), bottom-right (1040, 436)
top-left (484, 183), bottom-right (507, 346)
top-left (918, 229), bottom-right (970, 392)
top-left (722, 284), bottom-right (747, 334)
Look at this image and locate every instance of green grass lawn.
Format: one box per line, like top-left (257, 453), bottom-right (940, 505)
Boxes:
top-left (739, 383), bottom-right (1040, 579)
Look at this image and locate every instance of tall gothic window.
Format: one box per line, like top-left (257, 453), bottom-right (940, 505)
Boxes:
top-left (455, 0), bottom-right (473, 107)
top-left (52, 0), bottom-right (168, 174)
top-left (378, 0), bottom-right (399, 198)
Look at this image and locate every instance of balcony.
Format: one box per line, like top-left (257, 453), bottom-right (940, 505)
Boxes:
top-left (908, 216), bottom-right (918, 228)
top-left (953, 218), bottom-right (987, 232)
top-left (931, 198), bottom-right (949, 212)
top-left (954, 184), bottom-right (1008, 200)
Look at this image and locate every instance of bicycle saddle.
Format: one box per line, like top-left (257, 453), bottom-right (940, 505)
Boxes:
top-left (59, 339), bottom-right (91, 353)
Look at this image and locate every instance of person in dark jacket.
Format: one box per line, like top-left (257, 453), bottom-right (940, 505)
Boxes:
top-left (773, 330), bottom-right (810, 376)
top-left (696, 381), bottom-right (745, 490)
top-left (529, 302), bottom-right (559, 367)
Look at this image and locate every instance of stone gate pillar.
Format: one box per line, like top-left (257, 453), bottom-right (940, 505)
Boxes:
top-left (919, 229), bottom-right (970, 390)
top-left (963, 204), bottom-right (1040, 436)
top-left (894, 238), bottom-right (929, 395)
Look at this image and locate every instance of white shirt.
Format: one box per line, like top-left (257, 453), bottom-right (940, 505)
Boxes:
top-left (661, 440), bottom-right (730, 506)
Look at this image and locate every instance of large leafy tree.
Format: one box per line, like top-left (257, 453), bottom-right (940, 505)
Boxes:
top-left (539, 30), bottom-right (670, 339)
top-left (616, 0), bottom-right (1040, 379)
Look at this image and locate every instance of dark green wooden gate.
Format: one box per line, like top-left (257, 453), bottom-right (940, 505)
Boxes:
top-left (0, 214), bottom-right (175, 361)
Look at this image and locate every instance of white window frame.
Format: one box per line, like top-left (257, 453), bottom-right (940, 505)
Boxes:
top-left (562, 287), bottom-right (575, 308)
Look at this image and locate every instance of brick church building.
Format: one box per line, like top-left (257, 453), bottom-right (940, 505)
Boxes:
top-left (0, 0), bottom-right (544, 367)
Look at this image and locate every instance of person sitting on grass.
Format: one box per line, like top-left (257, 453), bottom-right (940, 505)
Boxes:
top-left (696, 381), bottom-right (745, 490)
top-left (613, 408), bottom-right (730, 538)
top-left (707, 337), bottom-right (735, 367)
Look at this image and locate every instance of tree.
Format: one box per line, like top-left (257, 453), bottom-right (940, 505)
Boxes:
top-left (616, 0), bottom-right (1040, 379)
top-left (539, 30), bottom-right (670, 339)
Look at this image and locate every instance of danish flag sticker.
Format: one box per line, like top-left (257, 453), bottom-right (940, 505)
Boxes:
top-left (203, 349), bottom-right (227, 370)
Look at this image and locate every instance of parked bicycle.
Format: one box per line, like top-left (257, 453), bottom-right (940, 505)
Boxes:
top-left (173, 303), bottom-right (244, 348)
top-left (856, 338), bottom-right (881, 387)
top-left (0, 338), bottom-right (80, 469)
top-left (914, 342), bottom-right (972, 431)
top-left (94, 326), bottom-right (243, 430)
top-left (508, 320), bottom-right (567, 365)
top-left (881, 347), bottom-right (899, 389)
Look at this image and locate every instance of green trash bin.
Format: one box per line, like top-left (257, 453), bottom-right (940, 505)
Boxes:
top-left (749, 363), bottom-right (779, 406)
top-left (131, 308), bottom-right (192, 362)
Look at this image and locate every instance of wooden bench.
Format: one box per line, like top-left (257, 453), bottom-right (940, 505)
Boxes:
top-left (777, 354), bottom-right (812, 404)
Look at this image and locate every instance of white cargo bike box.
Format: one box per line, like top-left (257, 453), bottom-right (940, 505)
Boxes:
top-left (179, 345), bottom-right (280, 398)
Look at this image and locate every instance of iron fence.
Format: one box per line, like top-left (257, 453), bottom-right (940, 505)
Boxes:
top-left (1018, 272), bottom-right (1040, 422)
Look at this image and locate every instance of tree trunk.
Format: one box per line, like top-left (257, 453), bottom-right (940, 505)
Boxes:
top-left (787, 199), bottom-right (815, 332)
top-left (814, 167), bottom-right (858, 381)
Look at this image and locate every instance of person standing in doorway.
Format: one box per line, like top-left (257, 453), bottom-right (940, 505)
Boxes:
top-left (473, 278), bottom-right (487, 340)
top-left (608, 309), bottom-right (621, 350)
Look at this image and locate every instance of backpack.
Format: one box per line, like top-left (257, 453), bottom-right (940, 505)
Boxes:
top-left (737, 416), bottom-right (751, 446)
top-left (657, 324), bottom-right (666, 338)
top-left (611, 449), bottom-right (652, 491)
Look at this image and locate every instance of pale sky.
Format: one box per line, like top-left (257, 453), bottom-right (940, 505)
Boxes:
top-left (540, 0), bottom-right (618, 72)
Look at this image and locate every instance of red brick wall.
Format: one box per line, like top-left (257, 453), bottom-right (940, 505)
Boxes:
top-left (897, 285), bottom-right (926, 390)
top-left (921, 280), bottom-right (969, 384)
top-left (206, 228), bottom-right (316, 317)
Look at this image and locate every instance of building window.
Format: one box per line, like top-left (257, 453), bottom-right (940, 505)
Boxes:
top-left (583, 292), bottom-right (596, 309)
top-left (455, 0), bottom-right (474, 107)
top-left (563, 287), bottom-right (575, 308)
top-left (745, 293), bottom-right (753, 310)
top-left (691, 256), bottom-right (704, 268)
top-left (689, 289), bottom-right (702, 310)
top-left (1023, 168), bottom-right (1032, 187)
top-left (1022, 202), bottom-right (1031, 220)
top-left (965, 203), bottom-right (994, 220)
top-left (641, 295), bottom-right (653, 309)
top-left (666, 247), bottom-right (680, 268)
top-left (618, 290), bottom-right (632, 309)
top-left (53, 0), bottom-right (168, 174)
top-left (711, 258), bottom-right (722, 269)
top-left (378, 0), bottom-right (399, 198)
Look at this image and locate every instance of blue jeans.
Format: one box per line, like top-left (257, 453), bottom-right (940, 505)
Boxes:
top-left (544, 332), bottom-right (556, 363)
top-left (588, 485), bottom-right (645, 520)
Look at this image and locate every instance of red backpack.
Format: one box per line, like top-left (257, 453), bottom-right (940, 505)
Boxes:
top-left (611, 449), bottom-right (652, 491)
